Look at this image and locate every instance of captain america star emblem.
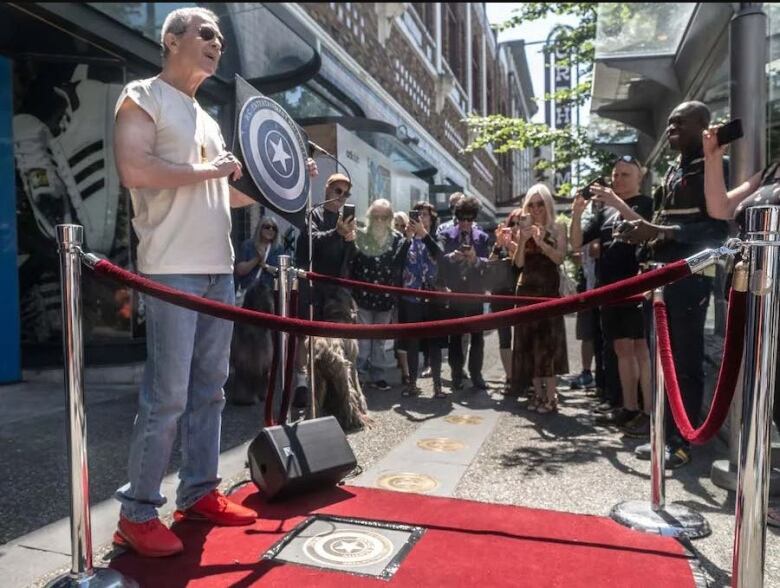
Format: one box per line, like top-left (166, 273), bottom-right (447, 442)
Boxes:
top-left (238, 95), bottom-right (309, 212)
top-left (302, 529), bottom-right (394, 568)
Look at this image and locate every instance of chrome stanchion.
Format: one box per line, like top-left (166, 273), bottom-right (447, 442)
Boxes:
top-left (650, 287), bottom-right (667, 510)
top-left (277, 255), bottom-right (290, 423)
top-left (307, 208), bottom-right (318, 420)
top-left (47, 225), bottom-right (136, 588)
top-left (609, 281), bottom-right (711, 538)
top-left (732, 206), bottom-right (780, 588)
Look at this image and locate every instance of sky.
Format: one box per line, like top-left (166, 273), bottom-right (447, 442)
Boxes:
top-left (485, 4), bottom-right (583, 124)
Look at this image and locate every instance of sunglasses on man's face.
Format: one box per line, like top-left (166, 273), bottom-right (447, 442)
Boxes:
top-left (457, 216), bottom-right (476, 222)
top-left (333, 187), bottom-right (351, 197)
top-left (196, 25), bottom-right (226, 54)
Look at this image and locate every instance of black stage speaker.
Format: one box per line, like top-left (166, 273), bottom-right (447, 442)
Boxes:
top-left (248, 416), bottom-right (357, 501)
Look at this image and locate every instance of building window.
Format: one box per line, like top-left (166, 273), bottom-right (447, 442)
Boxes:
top-left (443, 4), bottom-right (464, 87)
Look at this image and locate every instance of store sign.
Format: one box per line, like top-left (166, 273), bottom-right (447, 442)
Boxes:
top-left (544, 29), bottom-right (573, 190)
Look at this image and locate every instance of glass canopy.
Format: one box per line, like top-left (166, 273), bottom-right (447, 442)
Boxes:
top-left (89, 3), bottom-right (319, 90)
top-left (595, 2), bottom-right (697, 59)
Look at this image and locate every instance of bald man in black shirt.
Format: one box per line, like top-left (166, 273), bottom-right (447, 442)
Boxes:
top-left (619, 101), bottom-right (729, 468)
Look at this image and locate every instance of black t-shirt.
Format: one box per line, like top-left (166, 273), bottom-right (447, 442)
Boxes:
top-left (581, 194), bottom-right (653, 286)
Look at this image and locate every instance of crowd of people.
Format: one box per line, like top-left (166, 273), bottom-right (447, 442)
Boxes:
top-left (235, 99), bottom-right (744, 477)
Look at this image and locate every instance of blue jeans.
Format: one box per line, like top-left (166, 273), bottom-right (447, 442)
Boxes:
top-left (116, 274), bottom-right (234, 522)
top-left (356, 307), bottom-right (393, 382)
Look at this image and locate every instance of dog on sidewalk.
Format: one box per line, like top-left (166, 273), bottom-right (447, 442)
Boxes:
top-left (311, 291), bottom-right (373, 431)
top-left (226, 281), bottom-right (274, 406)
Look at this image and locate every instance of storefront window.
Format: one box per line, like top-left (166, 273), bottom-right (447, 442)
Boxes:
top-left (269, 84), bottom-right (345, 120)
top-left (13, 59), bottom-right (133, 346)
top-left (90, 3), bottom-right (318, 87)
top-left (89, 2), bottom-right (194, 42)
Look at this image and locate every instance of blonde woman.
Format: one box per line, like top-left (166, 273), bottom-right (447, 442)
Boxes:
top-left (511, 183), bottom-right (569, 413)
top-left (234, 216), bottom-right (282, 293)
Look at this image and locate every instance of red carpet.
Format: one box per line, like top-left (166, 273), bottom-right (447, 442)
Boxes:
top-left (110, 484), bottom-right (698, 587)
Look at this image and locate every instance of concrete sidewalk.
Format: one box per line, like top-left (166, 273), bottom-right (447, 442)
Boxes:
top-left (6, 322), bottom-right (780, 587)
top-left (0, 367), bottom-right (268, 587)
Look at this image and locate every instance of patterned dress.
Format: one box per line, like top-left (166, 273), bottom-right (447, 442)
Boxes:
top-left (511, 231), bottom-right (569, 392)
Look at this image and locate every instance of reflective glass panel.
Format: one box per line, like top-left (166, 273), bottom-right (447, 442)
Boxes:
top-left (596, 3), bottom-right (697, 58)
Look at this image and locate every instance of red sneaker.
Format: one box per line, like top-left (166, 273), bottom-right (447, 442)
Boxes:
top-left (174, 490), bottom-right (257, 526)
top-left (113, 516), bottom-right (184, 557)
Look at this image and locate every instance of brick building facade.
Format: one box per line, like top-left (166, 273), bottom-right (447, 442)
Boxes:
top-left (287, 2), bottom-right (536, 223)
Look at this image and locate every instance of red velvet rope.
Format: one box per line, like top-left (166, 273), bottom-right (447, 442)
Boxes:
top-left (305, 271), bottom-right (645, 307)
top-left (88, 258), bottom-right (690, 339)
top-left (654, 289), bottom-right (747, 445)
top-left (306, 271), bottom-right (550, 304)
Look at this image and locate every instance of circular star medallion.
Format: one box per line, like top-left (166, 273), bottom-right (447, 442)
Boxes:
top-left (445, 415), bottom-right (483, 425)
top-left (417, 438), bottom-right (465, 452)
top-left (238, 95), bottom-right (309, 213)
top-left (377, 472), bottom-right (439, 493)
top-left (303, 529), bottom-right (394, 568)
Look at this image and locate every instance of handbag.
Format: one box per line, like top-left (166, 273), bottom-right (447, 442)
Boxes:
top-left (558, 266), bottom-right (577, 297)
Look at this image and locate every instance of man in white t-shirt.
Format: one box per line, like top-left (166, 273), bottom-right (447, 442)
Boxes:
top-left (112, 7), bottom-right (317, 557)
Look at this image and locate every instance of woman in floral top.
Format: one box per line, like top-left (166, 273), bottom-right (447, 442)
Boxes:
top-left (350, 199), bottom-right (411, 390)
top-left (397, 202), bottom-right (447, 398)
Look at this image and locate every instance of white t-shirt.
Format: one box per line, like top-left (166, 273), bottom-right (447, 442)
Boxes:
top-left (114, 76), bottom-right (234, 274)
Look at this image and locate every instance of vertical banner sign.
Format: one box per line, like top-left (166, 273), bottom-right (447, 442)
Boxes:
top-left (553, 43), bottom-right (572, 190)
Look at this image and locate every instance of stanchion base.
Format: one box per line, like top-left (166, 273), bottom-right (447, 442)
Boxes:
top-left (711, 459), bottom-right (780, 495)
top-left (45, 568), bottom-right (138, 588)
top-left (609, 500), bottom-right (711, 539)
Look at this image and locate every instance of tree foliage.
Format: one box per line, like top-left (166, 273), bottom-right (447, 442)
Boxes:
top-left (465, 2), bottom-right (616, 195)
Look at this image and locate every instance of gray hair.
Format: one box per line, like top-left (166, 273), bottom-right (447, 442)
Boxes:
top-left (160, 7), bottom-right (219, 59)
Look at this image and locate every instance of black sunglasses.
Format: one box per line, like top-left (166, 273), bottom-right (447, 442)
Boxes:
top-left (261, 224), bottom-right (277, 231)
top-left (196, 25), bottom-right (226, 54)
top-left (456, 215), bottom-right (476, 222)
top-left (333, 187), bottom-right (351, 197)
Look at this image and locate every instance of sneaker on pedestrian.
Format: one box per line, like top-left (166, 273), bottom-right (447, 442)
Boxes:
top-left (622, 413), bottom-right (651, 438)
top-left (595, 408), bottom-right (638, 427)
top-left (113, 516), bottom-right (184, 557)
top-left (372, 380), bottom-right (391, 391)
top-left (593, 400), bottom-right (617, 414)
top-left (569, 370), bottom-right (594, 390)
top-left (666, 446), bottom-right (691, 469)
top-left (420, 366), bottom-right (432, 378)
top-left (634, 441), bottom-right (653, 460)
top-left (173, 490), bottom-right (257, 526)
top-left (634, 442), bottom-right (690, 468)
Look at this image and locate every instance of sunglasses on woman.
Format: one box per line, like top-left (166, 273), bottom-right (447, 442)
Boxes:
top-left (615, 154), bottom-right (642, 169)
top-left (527, 201), bottom-right (545, 209)
top-left (261, 224), bottom-right (277, 232)
top-left (196, 25), bottom-right (226, 54)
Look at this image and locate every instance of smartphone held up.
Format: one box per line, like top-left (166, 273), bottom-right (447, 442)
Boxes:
top-left (716, 119), bottom-right (743, 147)
top-left (342, 203), bottom-right (356, 223)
